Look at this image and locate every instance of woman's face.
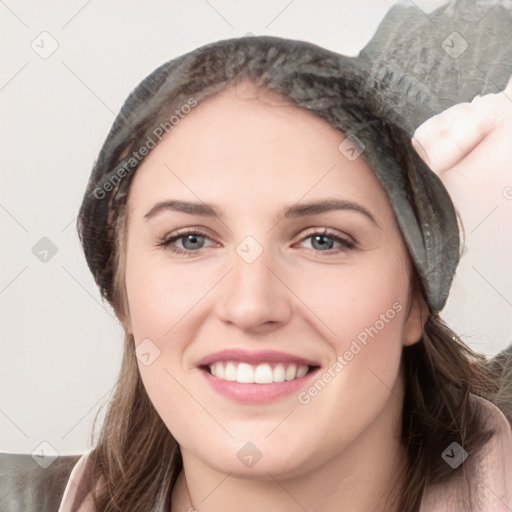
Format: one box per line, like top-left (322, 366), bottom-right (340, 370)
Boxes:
top-left (123, 79), bottom-right (426, 479)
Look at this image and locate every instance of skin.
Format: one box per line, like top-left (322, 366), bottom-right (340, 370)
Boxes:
top-left (122, 78), bottom-right (428, 512)
top-left (413, 76), bottom-right (512, 235)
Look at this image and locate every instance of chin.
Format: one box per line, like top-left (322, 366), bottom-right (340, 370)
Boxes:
top-left (187, 435), bottom-right (321, 480)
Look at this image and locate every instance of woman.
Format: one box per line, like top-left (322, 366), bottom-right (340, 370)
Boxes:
top-left (58, 34), bottom-right (512, 512)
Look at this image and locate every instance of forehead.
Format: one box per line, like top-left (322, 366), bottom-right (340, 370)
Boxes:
top-left (125, 79), bottom-right (391, 221)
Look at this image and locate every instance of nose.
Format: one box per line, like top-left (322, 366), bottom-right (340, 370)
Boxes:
top-left (214, 239), bottom-right (293, 334)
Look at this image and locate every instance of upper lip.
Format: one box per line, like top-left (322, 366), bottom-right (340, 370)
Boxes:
top-left (196, 348), bottom-right (320, 368)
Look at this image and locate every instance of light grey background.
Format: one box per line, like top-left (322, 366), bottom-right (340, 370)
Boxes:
top-left (1, 0), bottom-right (511, 456)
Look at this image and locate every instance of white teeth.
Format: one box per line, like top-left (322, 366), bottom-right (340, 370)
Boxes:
top-left (254, 363), bottom-right (273, 384)
top-left (211, 362), bottom-right (224, 379)
top-left (285, 364), bottom-right (297, 381)
top-left (237, 363), bottom-right (254, 383)
top-left (296, 365), bottom-right (308, 378)
top-left (224, 362), bottom-right (236, 381)
top-left (273, 363), bottom-right (286, 382)
top-left (207, 361), bottom-right (310, 384)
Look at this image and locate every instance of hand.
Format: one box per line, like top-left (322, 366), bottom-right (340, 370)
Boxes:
top-left (411, 77), bottom-right (512, 236)
top-left (411, 79), bottom-right (512, 357)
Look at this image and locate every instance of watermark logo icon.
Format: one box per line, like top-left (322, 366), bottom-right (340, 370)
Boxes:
top-left (32, 237), bottom-right (58, 263)
top-left (31, 441), bottom-right (59, 469)
top-left (441, 32), bottom-right (468, 59)
top-left (135, 338), bottom-right (161, 366)
top-left (441, 442), bottom-right (468, 469)
top-left (237, 442), bottom-right (262, 468)
top-left (338, 134), bottom-right (365, 161)
top-left (31, 31), bottom-right (59, 59)
top-left (236, 236), bottom-right (263, 264)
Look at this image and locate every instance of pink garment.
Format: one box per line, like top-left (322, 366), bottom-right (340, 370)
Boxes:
top-left (57, 449), bottom-right (95, 512)
top-left (58, 395), bottom-right (512, 512)
top-left (419, 395), bottom-right (512, 511)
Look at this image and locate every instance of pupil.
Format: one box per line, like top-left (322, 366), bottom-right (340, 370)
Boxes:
top-left (312, 235), bottom-right (333, 250)
top-left (184, 235), bottom-right (202, 249)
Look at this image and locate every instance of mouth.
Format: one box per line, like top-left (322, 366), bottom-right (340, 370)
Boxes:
top-left (196, 349), bottom-right (321, 404)
top-left (200, 361), bottom-right (319, 384)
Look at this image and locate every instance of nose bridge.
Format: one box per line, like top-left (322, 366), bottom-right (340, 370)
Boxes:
top-left (215, 234), bottom-right (291, 330)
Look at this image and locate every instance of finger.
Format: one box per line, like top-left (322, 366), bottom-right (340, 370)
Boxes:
top-left (412, 102), bottom-right (489, 174)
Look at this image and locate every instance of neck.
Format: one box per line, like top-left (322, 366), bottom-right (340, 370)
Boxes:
top-left (171, 380), bottom-right (407, 512)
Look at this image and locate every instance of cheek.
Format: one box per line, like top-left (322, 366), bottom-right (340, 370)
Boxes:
top-left (124, 254), bottom-right (204, 340)
top-left (124, 252), bottom-right (215, 425)
top-left (290, 252), bottom-right (410, 349)
top-left (290, 251), bottom-right (410, 405)
top-left (290, 269), bottom-right (408, 457)
top-left (125, 254), bottom-right (201, 441)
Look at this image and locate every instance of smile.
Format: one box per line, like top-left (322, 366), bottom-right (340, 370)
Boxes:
top-left (207, 361), bottom-right (311, 383)
top-left (196, 349), bottom-right (321, 404)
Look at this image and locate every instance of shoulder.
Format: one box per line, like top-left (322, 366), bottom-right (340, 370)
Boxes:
top-left (57, 451), bottom-right (97, 512)
top-left (420, 394), bottom-right (512, 512)
top-left (472, 394), bottom-right (512, 504)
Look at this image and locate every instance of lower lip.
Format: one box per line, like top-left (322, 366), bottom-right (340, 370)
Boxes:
top-left (198, 367), bottom-right (320, 404)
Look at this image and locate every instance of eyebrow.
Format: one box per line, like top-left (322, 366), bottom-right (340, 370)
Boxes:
top-left (144, 198), bottom-right (379, 227)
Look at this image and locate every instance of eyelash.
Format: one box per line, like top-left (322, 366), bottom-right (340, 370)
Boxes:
top-left (157, 228), bottom-right (356, 256)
